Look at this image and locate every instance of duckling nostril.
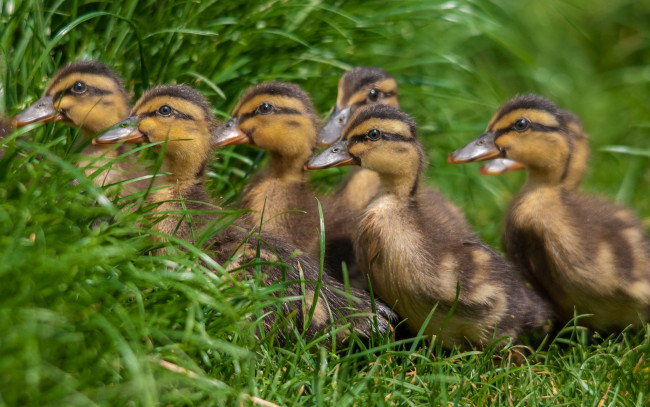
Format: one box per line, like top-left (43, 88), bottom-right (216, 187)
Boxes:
top-left (337, 117), bottom-right (345, 124)
top-left (332, 148), bottom-right (340, 153)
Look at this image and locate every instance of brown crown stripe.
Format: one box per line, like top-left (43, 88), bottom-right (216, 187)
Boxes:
top-left (341, 67), bottom-right (393, 99)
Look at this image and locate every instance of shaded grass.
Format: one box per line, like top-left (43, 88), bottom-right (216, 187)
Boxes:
top-left (1, 0), bottom-right (649, 405)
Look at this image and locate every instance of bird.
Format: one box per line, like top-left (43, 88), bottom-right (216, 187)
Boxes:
top-left (306, 104), bottom-right (554, 349)
top-left (94, 84), bottom-right (398, 348)
top-left (448, 94), bottom-right (650, 331)
top-left (320, 67), bottom-right (399, 214)
top-left (212, 82), bottom-right (366, 286)
top-left (12, 60), bottom-right (140, 189)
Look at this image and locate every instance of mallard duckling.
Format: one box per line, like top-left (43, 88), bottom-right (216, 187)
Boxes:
top-left (320, 67), bottom-right (399, 213)
top-left (212, 82), bottom-right (364, 283)
top-left (306, 104), bottom-right (553, 348)
top-left (448, 94), bottom-right (649, 331)
top-left (12, 60), bottom-right (137, 187)
top-left (94, 84), bottom-right (398, 347)
top-left (94, 84), bottom-right (214, 239)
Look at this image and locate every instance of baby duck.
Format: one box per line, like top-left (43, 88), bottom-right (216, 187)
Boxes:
top-left (449, 94), bottom-right (649, 331)
top-left (94, 84), bottom-right (214, 239)
top-left (12, 60), bottom-right (136, 187)
top-left (320, 67), bottom-right (399, 213)
top-left (212, 82), bottom-right (321, 248)
top-left (94, 84), bottom-right (398, 347)
top-left (213, 82), bottom-right (363, 279)
top-left (307, 104), bottom-right (553, 348)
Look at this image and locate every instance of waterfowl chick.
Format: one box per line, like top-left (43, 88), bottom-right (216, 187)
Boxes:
top-left (213, 82), bottom-right (364, 282)
top-left (13, 60), bottom-right (136, 187)
top-left (307, 104), bottom-right (554, 348)
top-left (94, 84), bottom-right (214, 240)
top-left (320, 67), bottom-right (399, 213)
top-left (94, 85), bottom-right (398, 347)
top-left (449, 94), bottom-right (649, 331)
top-left (212, 82), bottom-right (320, 248)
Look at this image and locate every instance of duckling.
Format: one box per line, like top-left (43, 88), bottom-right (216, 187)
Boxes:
top-left (12, 60), bottom-right (138, 187)
top-left (94, 84), bottom-right (398, 348)
top-left (94, 84), bottom-right (215, 239)
top-left (320, 67), bottom-right (399, 213)
top-left (212, 82), bottom-right (363, 283)
top-left (448, 94), bottom-right (649, 331)
top-left (306, 104), bottom-right (553, 349)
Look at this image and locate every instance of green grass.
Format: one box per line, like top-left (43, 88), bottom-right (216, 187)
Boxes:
top-left (1, 0), bottom-right (649, 405)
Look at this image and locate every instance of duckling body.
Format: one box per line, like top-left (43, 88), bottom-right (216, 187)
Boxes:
top-left (308, 105), bottom-right (553, 348)
top-left (449, 94), bottom-right (649, 331)
top-left (13, 61), bottom-right (140, 189)
top-left (95, 85), bottom-right (398, 348)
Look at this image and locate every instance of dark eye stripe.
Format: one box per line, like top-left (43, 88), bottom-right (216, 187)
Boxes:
top-left (52, 86), bottom-right (112, 100)
top-left (238, 106), bottom-right (301, 125)
top-left (493, 122), bottom-right (560, 139)
top-left (348, 131), bottom-right (414, 147)
top-left (139, 110), bottom-right (195, 120)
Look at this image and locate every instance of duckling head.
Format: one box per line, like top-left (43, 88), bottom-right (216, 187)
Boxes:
top-left (94, 84), bottom-right (214, 181)
top-left (212, 82), bottom-right (319, 177)
top-left (320, 67), bottom-right (399, 146)
top-left (307, 104), bottom-right (423, 197)
top-left (12, 60), bottom-right (129, 135)
top-left (449, 94), bottom-right (588, 186)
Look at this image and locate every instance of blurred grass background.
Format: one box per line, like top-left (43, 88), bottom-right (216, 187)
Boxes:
top-left (1, 0), bottom-right (649, 405)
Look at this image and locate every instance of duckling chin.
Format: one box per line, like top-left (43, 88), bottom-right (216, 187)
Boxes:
top-left (308, 104), bottom-right (554, 349)
top-left (449, 94), bottom-right (650, 331)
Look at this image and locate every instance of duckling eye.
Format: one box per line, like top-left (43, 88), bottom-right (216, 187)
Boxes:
top-left (157, 105), bottom-right (173, 117)
top-left (367, 88), bottom-right (379, 102)
top-left (255, 103), bottom-right (274, 115)
top-left (71, 81), bottom-right (87, 94)
top-left (514, 118), bottom-right (530, 132)
top-left (367, 128), bottom-right (381, 141)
